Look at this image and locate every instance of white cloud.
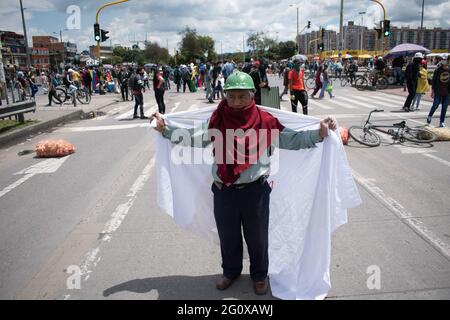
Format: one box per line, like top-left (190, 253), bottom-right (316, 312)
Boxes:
top-left (1, 0), bottom-right (448, 53)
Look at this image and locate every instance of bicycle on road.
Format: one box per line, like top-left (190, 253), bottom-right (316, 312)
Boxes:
top-left (354, 70), bottom-right (389, 91)
top-left (52, 84), bottom-right (91, 106)
top-left (349, 109), bottom-right (437, 147)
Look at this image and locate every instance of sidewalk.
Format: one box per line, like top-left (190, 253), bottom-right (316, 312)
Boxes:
top-left (0, 91), bottom-right (121, 148)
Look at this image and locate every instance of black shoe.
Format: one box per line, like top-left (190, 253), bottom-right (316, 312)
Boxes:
top-left (133, 115), bottom-right (139, 119)
top-left (45, 104), bottom-right (51, 106)
top-left (140, 115), bottom-right (149, 119)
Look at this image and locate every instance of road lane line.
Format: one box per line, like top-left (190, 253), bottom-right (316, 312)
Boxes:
top-left (59, 123), bottom-right (149, 132)
top-left (68, 157), bottom-right (155, 298)
top-left (0, 157), bottom-right (69, 199)
top-left (352, 170), bottom-right (450, 261)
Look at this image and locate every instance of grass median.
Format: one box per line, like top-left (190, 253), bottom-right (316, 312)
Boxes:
top-left (0, 119), bottom-right (39, 134)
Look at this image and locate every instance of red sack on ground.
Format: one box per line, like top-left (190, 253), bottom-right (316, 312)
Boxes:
top-left (339, 127), bottom-right (349, 145)
top-left (36, 139), bottom-right (76, 157)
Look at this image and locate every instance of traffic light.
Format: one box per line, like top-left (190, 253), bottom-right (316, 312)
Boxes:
top-left (307, 21), bottom-right (311, 29)
top-left (383, 19), bottom-right (391, 37)
top-left (94, 23), bottom-right (100, 42)
top-left (101, 29), bottom-right (109, 42)
top-left (318, 43), bottom-right (324, 51)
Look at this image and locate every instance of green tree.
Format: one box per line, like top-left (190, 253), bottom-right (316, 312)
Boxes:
top-left (179, 26), bottom-right (217, 63)
top-left (276, 41), bottom-right (296, 59)
top-left (143, 42), bottom-right (169, 65)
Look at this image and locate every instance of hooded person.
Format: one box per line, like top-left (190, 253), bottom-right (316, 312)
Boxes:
top-left (152, 71), bottom-right (338, 296)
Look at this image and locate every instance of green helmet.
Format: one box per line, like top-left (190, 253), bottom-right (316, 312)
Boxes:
top-left (224, 71), bottom-right (255, 91)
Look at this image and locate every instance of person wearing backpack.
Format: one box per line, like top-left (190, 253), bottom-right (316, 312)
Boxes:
top-left (181, 66), bottom-right (191, 93)
top-left (131, 67), bottom-right (147, 119)
top-left (173, 65), bottom-right (182, 93)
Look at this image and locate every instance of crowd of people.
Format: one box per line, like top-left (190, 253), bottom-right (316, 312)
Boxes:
top-left (2, 51), bottom-right (447, 127)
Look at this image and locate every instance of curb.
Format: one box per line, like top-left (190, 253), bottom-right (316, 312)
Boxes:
top-left (0, 100), bottom-right (119, 148)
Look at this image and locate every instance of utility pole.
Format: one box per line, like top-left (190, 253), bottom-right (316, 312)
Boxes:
top-left (297, 7), bottom-right (299, 54)
top-left (339, 0), bottom-right (344, 55)
top-left (420, 0), bottom-right (425, 44)
top-left (242, 35), bottom-right (245, 63)
top-left (359, 11), bottom-right (366, 55)
top-left (19, 0), bottom-right (31, 69)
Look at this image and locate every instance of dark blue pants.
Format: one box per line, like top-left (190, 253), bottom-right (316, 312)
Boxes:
top-left (212, 180), bottom-right (271, 282)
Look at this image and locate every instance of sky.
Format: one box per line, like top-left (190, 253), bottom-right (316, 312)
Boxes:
top-left (0, 0), bottom-right (448, 54)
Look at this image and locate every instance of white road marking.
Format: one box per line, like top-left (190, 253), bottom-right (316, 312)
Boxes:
top-left (423, 153), bottom-right (450, 168)
top-left (353, 170), bottom-right (450, 261)
top-left (0, 157), bottom-right (69, 199)
top-left (309, 99), bottom-right (333, 110)
top-left (59, 123), bottom-right (149, 132)
top-left (69, 157), bottom-right (155, 296)
top-left (338, 96), bottom-right (374, 109)
top-left (327, 98), bottom-right (358, 109)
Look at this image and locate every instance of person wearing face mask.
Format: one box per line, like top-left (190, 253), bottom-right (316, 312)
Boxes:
top-left (288, 59), bottom-right (309, 115)
top-left (152, 71), bottom-right (337, 296)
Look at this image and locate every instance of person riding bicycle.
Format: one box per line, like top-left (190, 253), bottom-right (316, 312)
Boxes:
top-left (63, 67), bottom-right (78, 106)
top-left (372, 56), bottom-right (386, 87)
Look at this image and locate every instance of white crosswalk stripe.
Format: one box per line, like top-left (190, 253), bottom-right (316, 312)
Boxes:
top-left (337, 96), bottom-right (376, 109)
top-left (308, 99), bottom-right (333, 110)
top-left (114, 103), bottom-right (156, 120)
top-left (326, 97), bottom-right (358, 109)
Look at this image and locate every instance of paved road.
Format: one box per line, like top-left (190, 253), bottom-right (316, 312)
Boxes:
top-left (0, 76), bottom-right (449, 300)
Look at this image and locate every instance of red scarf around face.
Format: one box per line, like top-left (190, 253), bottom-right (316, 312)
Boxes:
top-left (208, 99), bottom-right (285, 185)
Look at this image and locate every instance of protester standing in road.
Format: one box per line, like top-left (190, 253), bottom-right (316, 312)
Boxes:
top-left (154, 67), bottom-right (166, 115)
top-left (152, 71), bottom-right (337, 296)
top-left (427, 58), bottom-right (449, 127)
top-left (411, 60), bottom-right (430, 111)
top-left (131, 67), bottom-right (147, 119)
top-left (118, 67), bottom-right (130, 101)
top-left (403, 53), bottom-right (422, 112)
top-left (288, 59), bottom-right (309, 115)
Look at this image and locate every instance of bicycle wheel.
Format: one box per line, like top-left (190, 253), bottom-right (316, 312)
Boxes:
top-left (53, 88), bottom-right (67, 104)
top-left (376, 77), bottom-right (388, 90)
top-left (355, 77), bottom-right (368, 91)
top-left (403, 127), bottom-right (437, 143)
top-left (305, 77), bottom-right (315, 89)
top-left (76, 88), bottom-right (91, 104)
top-left (349, 126), bottom-right (381, 147)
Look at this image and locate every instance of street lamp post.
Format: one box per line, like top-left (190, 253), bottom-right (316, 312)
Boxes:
top-left (19, 0), bottom-right (31, 69)
top-left (289, 5), bottom-right (300, 54)
top-left (359, 11), bottom-right (366, 55)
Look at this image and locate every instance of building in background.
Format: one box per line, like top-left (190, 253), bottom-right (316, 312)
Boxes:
top-left (0, 31), bottom-right (28, 69)
top-left (32, 35), bottom-right (77, 67)
top-left (31, 47), bottom-right (50, 70)
top-left (89, 45), bottom-right (113, 61)
top-left (297, 23), bottom-right (450, 54)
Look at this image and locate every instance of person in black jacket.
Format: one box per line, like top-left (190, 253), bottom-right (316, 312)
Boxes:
top-left (249, 60), bottom-right (268, 105)
top-left (403, 53), bottom-right (422, 112)
top-left (427, 58), bottom-right (450, 127)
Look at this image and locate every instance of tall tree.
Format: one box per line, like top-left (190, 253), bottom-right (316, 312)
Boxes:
top-left (179, 26), bottom-right (217, 63)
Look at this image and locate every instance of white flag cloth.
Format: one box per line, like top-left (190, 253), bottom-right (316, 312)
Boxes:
top-left (153, 105), bottom-right (362, 300)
